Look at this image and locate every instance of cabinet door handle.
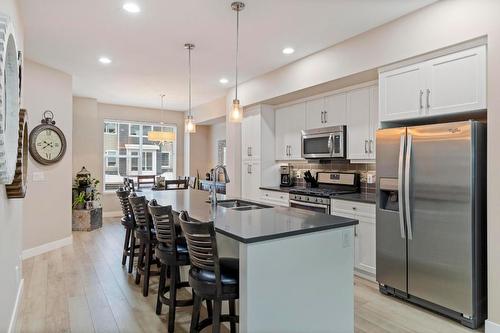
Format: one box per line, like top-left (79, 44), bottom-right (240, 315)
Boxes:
top-left (324, 110), bottom-right (328, 124)
top-left (419, 90), bottom-right (423, 110)
top-left (247, 147), bottom-right (250, 156)
top-left (354, 225), bottom-right (358, 237)
top-left (364, 140), bottom-right (368, 154)
top-left (320, 111), bottom-right (324, 123)
top-left (288, 145), bottom-right (292, 158)
top-left (426, 89), bottom-right (431, 109)
top-left (247, 164), bottom-right (251, 174)
top-left (249, 146), bottom-right (252, 156)
top-left (369, 139), bottom-right (374, 154)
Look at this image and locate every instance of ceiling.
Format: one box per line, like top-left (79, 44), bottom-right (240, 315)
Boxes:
top-left (19, 0), bottom-right (436, 111)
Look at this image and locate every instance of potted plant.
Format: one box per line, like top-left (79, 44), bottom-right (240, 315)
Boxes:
top-left (72, 167), bottom-right (103, 231)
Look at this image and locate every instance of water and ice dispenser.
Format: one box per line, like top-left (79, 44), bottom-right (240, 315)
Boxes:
top-left (378, 177), bottom-right (399, 211)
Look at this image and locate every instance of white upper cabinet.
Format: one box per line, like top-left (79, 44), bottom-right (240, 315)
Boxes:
top-left (275, 102), bottom-right (306, 160)
top-left (379, 63), bottom-right (426, 122)
top-left (379, 45), bottom-right (486, 122)
top-left (426, 46), bottom-right (486, 116)
top-left (305, 93), bottom-right (346, 129)
top-left (242, 107), bottom-right (261, 161)
top-left (305, 98), bottom-right (325, 129)
top-left (347, 85), bottom-right (377, 161)
top-left (325, 93), bottom-right (347, 127)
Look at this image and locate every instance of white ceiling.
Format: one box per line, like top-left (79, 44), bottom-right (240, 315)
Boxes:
top-left (19, 0), bottom-right (436, 111)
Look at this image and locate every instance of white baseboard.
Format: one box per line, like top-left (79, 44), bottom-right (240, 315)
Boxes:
top-left (21, 235), bottom-right (73, 259)
top-left (103, 210), bottom-right (122, 218)
top-left (486, 320), bottom-right (500, 333)
top-left (8, 278), bottom-right (24, 333)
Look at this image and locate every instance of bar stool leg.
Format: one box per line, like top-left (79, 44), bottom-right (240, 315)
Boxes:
top-left (156, 263), bottom-right (166, 315)
top-left (128, 232), bottom-right (136, 274)
top-left (190, 293), bottom-right (202, 333)
top-left (143, 243), bottom-right (152, 297)
top-left (229, 299), bottom-right (236, 333)
top-left (168, 265), bottom-right (178, 333)
top-left (122, 227), bottom-right (131, 266)
top-left (212, 300), bottom-right (222, 333)
top-left (135, 241), bottom-right (145, 285)
top-left (206, 299), bottom-right (213, 319)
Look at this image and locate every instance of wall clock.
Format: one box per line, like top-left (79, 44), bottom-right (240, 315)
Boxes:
top-left (0, 14), bottom-right (21, 184)
top-left (29, 110), bottom-right (67, 165)
top-left (6, 109), bottom-right (28, 198)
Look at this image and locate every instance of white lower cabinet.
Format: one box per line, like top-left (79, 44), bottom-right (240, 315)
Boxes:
top-left (332, 199), bottom-right (376, 279)
top-left (242, 161), bottom-right (261, 201)
top-left (260, 190), bottom-right (289, 207)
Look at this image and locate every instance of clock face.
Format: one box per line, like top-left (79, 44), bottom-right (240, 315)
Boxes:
top-left (34, 129), bottom-right (62, 161)
top-left (29, 123), bottom-right (66, 165)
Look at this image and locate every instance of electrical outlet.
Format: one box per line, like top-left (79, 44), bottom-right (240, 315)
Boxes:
top-left (32, 172), bottom-right (46, 182)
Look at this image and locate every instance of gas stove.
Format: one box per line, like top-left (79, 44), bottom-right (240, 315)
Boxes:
top-left (289, 172), bottom-right (359, 214)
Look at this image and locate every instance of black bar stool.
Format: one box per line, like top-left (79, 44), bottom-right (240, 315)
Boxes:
top-left (148, 199), bottom-right (194, 333)
top-left (128, 193), bottom-right (158, 297)
top-left (116, 188), bottom-right (137, 274)
top-left (179, 211), bottom-right (239, 333)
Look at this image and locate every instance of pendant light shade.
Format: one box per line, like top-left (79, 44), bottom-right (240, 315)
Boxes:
top-left (148, 94), bottom-right (176, 144)
top-left (185, 43), bottom-right (197, 133)
top-left (229, 2), bottom-right (245, 123)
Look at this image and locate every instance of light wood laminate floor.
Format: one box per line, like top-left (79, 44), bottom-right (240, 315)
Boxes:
top-left (16, 218), bottom-right (483, 333)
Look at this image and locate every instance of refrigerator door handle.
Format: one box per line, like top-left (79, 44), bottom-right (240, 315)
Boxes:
top-left (398, 134), bottom-right (406, 239)
top-left (405, 134), bottom-right (413, 240)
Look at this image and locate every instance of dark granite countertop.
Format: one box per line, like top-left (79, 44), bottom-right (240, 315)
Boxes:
top-left (332, 192), bottom-right (376, 204)
top-left (142, 189), bottom-right (358, 244)
top-left (259, 186), bottom-right (302, 193)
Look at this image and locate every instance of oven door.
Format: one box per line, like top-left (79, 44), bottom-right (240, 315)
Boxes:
top-left (289, 200), bottom-right (330, 214)
top-left (301, 131), bottom-right (345, 159)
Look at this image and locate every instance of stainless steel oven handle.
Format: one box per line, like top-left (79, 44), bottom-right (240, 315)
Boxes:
top-left (405, 134), bottom-right (413, 240)
top-left (289, 200), bottom-right (330, 210)
top-left (398, 134), bottom-right (406, 239)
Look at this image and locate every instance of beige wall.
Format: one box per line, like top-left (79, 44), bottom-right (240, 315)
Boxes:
top-left (192, 96), bottom-right (226, 124)
top-left (22, 60), bottom-right (73, 251)
top-left (73, 97), bottom-right (186, 213)
top-left (0, 0), bottom-right (24, 329)
top-left (220, 0), bottom-right (500, 323)
top-left (188, 125), bottom-right (211, 178)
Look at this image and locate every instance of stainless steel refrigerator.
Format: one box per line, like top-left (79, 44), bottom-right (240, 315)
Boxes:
top-left (376, 120), bottom-right (487, 329)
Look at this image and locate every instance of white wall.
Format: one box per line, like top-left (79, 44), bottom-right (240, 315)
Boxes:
top-left (220, 0), bottom-right (500, 325)
top-left (22, 60), bottom-right (73, 252)
top-left (0, 1), bottom-right (24, 330)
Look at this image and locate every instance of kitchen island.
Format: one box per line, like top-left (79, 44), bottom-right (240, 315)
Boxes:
top-left (143, 189), bottom-right (358, 333)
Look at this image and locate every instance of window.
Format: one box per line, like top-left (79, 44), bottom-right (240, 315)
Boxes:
top-left (129, 124), bottom-right (140, 136)
top-left (103, 120), bottom-right (177, 191)
top-left (104, 123), bottom-right (117, 134)
top-left (105, 150), bottom-right (117, 167)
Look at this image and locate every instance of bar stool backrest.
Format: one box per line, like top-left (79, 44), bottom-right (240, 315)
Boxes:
top-left (188, 176), bottom-right (197, 189)
top-left (179, 211), bottom-right (222, 293)
top-left (148, 199), bottom-right (178, 255)
top-left (116, 188), bottom-right (134, 223)
top-left (124, 177), bottom-right (136, 192)
top-left (128, 194), bottom-right (153, 240)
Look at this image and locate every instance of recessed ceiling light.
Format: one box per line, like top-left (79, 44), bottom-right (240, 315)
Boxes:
top-left (98, 57), bottom-right (112, 64)
top-left (219, 78), bottom-right (229, 84)
top-left (123, 2), bottom-right (141, 13)
top-left (282, 47), bottom-right (295, 55)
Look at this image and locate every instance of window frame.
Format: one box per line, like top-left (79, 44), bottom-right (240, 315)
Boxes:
top-left (104, 150), bottom-right (118, 168)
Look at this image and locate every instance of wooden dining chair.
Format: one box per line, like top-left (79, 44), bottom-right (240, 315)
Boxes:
top-left (188, 176), bottom-right (197, 189)
top-left (179, 211), bottom-right (239, 333)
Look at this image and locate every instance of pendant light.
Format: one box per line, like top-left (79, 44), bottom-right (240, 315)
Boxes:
top-left (229, 1), bottom-right (245, 123)
top-left (148, 94), bottom-right (176, 144)
top-left (185, 43), bottom-right (196, 133)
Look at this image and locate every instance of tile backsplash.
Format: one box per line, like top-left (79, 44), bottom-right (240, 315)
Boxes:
top-left (287, 160), bottom-right (376, 193)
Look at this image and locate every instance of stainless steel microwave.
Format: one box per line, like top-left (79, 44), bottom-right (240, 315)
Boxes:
top-left (301, 125), bottom-right (346, 159)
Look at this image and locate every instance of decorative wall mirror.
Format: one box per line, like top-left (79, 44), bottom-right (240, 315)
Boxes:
top-left (0, 15), bottom-right (21, 185)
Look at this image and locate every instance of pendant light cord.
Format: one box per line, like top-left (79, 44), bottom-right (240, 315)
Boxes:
top-left (235, 7), bottom-right (239, 100)
top-left (188, 46), bottom-right (192, 118)
top-left (160, 94), bottom-right (165, 124)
